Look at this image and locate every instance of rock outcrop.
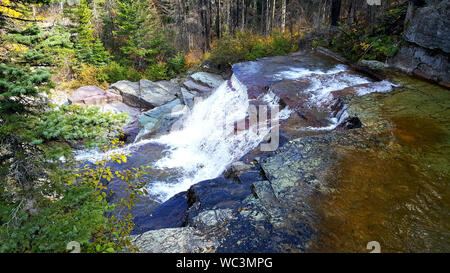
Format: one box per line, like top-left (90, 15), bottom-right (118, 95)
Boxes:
top-left (182, 72), bottom-right (225, 95)
top-left (189, 72), bottom-right (224, 89)
top-left (109, 79), bottom-right (180, 109)
top-left (68, 86), bottom-right (122, 106)
top-left (135, 99), bottom-right (187, 141)
top-left (131, 227), bottom-right (218, 253)
top-left (390, 0), bottom-right (450, 85)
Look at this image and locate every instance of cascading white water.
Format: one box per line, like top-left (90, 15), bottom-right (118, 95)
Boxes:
top-left (75, 58), bottom-right (397, 203)
top-left (149, 75), bottom-right (288, 200)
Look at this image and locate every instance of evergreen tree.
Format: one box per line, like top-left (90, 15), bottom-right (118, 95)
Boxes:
top-left (70, 0), bottom-right (109, 66)
top-left (113, 0), bottom-right (166, 69)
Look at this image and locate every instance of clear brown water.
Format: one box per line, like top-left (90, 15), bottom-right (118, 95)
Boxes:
top-left (309, 73), bottom-right (450, 252)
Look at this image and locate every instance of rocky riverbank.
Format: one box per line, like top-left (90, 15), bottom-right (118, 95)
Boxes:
top-left (62, 39), bottom-right (448, 253)
top-left (129, 67), bottom-right (449, 253)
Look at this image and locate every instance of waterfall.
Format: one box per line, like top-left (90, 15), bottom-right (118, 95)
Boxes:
top-left (149, 75), bottom-right (288, 200)
top-left (75, 57), bottom-right (397, 203)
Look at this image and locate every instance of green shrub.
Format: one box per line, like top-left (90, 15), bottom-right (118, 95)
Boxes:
top-left (208, 31), bottom-right (296, 70)
top-left (167, 53), bottom-right (187, 75)
top-left (145, 62), bottom-right (170, 81)
top-left (0, 186), bottom-right (110, 253)
top-left (35, 104), bottom-right (129, 150)
top-left (98, 61), bottom-right (143, 84)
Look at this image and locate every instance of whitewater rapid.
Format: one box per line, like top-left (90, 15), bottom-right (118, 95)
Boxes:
top-left (75, 61), bottom-right (397, 202)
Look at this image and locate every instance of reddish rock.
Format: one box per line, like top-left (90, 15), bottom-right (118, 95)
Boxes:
top-left (68, 86), bottom-right (122, 106)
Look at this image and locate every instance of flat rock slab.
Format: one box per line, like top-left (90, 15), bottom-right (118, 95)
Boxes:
top-left (189, 72), bottom-right (224, 89)
top-left (131, 227), bottom-right (218, 253)
top-left (68, 86), bottom-right (122, 106)
top-left (183, 80), bottom-right (213, 94)
top-left (109, 80), bottom-right (180, 109)
top-left (100, 102), bottom-right (141, 120)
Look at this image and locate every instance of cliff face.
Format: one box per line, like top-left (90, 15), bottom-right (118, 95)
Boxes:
top-left (390, 0), bottom-right (450, 85)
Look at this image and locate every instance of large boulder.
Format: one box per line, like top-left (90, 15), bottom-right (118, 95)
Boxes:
top-left (135, 99), bottom-right (186, 141)
top-left (182, 80), bottom-right (213, 94)
top-left (180, 87), bottom-right (196, 109)
top-left (182, 72), bottom-right (225, 94)
top-left (139, 79), bottom-right (180, 106)
top-left (403, 1), bottom-right (450, 54)
top-left (109, 81), bottom-right (144, 108)
top-left (189, 72), bottom-right (224, 89)
top-left (390, 1), bottom-right (450, 84)
top-left (109, 79), bottom-right (180, 109)
top-left (100, 102), bottom-right (141, 120)
top-left (389, 45), bottom-right (450, 84)
top-left (68, 86), bottom-right (122, 106)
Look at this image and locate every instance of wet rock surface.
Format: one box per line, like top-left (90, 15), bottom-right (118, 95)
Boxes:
top-left (135, 99), bottom-right (186, 141)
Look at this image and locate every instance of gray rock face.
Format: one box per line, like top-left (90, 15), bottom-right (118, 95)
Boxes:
top-left (390, 1), bottom-right (450, 84)
top-left (109, 81), bottom-right (145, 108)
top-left (390, 45), bottom-right (450, 83)
top-left (224, 161), bottom-right (253, 178)
top-left (68, 86), bottom-right (122, 106)
top-left (139, 79), bottom-right (180, 106)
top-left (189, 72), bottom-right (224, 89)
top-left (183, 80), bottom-right (213, 94)
top-left (403, 1), bottom-right (450, 54)
top-left (135, 99), bottom-right (186, 141)
top-left (131, 227), bottom-right (218, 253)
top-left (180, 87), bottom-right (196, 109)
top-left (191, 209), bottom-right (236, 227)
top-left (109, 79), bottom-right (180, 109)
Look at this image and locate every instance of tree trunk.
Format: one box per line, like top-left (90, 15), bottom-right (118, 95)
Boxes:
top-left (281, 0), bottom-right (286, 32)
top-left (265, 0), bottom-right (270, 35)
top-left (226, 0), bottom-right (231, 33)
top-left (252, 0), bottom-right (257, 31)
top-left (330, 0), bottom-right (342, 26)
top-left (216, 0), bottom-right (221, 39)
top-left (199, 0), bottom-right (210, 52)
top-left (241, 0), bottom-right (245, 30)
top-left (261, 0), bottom-right (265, 34)
top-left (271, 0), bottom-right (275, 32)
